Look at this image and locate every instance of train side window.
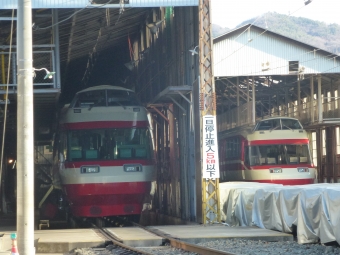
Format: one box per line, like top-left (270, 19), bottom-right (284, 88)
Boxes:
top-left (256, 119), bottom-right (280, 130)
top-left (226, 137), bottom-right (240, 159)
top-left (300, 157), bottom-right (307, 163)
top-left (250, 156), bottom-right (260, 165)
top-left (135, 148), bottom-right (147, 158)
top-left (249, 146), bottom-right (260, 166)
top-left (71, 90), bottom-right (106, 108)
top-left (70, 150), bottom-right (82, 159)
top-left (267, 158), bottom-right (276, 164)
top-left (107, 89), bottom-right (141, 106)
top-left (281, 119), bottom-right (302, 130)
top-left (118, 148), bottom-right (132, 158)
top-left (289, 156), bottom-right (298, 163)
top-left (85, 150), bottom-right (99, 159)
top-left (244, 146), bottom-right (250, 165)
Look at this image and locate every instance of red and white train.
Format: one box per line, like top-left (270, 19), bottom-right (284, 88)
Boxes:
top-left (218, 117), bottom-right (316, 185)
top-left (54, 85), bottom-right (156, 218)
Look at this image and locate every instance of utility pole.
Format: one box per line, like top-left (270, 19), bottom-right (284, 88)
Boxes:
top-left (17, 0), bottom-right (35, 254)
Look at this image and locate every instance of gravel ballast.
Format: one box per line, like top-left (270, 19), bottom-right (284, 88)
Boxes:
top-left (66, 239), bottom-right (340, 255)
top-left (197, 239), bottom-right (340, 255)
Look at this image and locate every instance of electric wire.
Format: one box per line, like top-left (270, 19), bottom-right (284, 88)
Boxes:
top-left (0, 9), bottom-right (14, 198)
top-left (224, 12), bottom-right (264, 44)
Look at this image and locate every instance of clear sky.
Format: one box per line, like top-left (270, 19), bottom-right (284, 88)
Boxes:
top-left (211, 0), bottom-right (340, 29)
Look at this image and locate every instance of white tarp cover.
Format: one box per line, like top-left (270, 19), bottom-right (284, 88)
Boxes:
top-left (220, 182), bottom-right (340, 245)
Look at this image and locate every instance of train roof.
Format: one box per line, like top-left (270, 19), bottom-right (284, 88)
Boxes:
top-left (257, 117), bottom-right (299, 122)
top-left (76, 85), bottom-right (134, 94)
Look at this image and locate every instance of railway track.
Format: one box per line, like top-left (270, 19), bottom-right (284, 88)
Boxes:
top-left (93, 227), bottom-right (154, 255)
top-left (132, 222), bottom-right (237, 255)
top-left (85, 218), bottom-right (237, 255)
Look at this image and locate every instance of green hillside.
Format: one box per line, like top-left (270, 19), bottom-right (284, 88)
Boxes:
top-left (213, 12), bottom-right (340, 54)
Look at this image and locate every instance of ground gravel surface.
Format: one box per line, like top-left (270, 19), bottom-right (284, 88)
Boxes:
top-left (65, 244), bottom-right (197, 255)
top-left (197, 239), bottom-right (340, 255)
top-left (65, 240), bottom-right (340, 255)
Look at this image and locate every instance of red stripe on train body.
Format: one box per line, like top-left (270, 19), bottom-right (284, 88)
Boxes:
top-left (63, 182), bottom-right (151, 217)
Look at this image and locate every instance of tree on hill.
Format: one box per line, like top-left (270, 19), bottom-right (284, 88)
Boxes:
top-left (237, 12), bottom-right (340, 54)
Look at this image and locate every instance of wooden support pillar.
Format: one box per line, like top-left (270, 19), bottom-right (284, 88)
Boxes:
top-left (318, 75), bottom-right (323, 123)
top-left (285, 88), bottom-right (289, 116)
top-left (336, 127), bottom-right (340, 183)
top-left (268, 96), bottom-right (271, 117)
top-left (338, 82), bottom-right (340, 117)
top-left (316, 129), bottom-right (323, 183)
top-left (310, 76), bottom-right (314, 123)
top-left (247, 77), bottom-right (250, 123)
top-left (297, 79), bottom-right (301, 117)
top-left (329, 81), bottom-right (334, 118)
top-left (252, 76), bottom-right (256, 124)
top-left (331, 127), bottom-right (336, 183)
top-left (236, 77), bottom-right (240, 126)
top-left (325, 127), bottom-right (336, 183)
top-left (277, 91), bottom-right (280, 116)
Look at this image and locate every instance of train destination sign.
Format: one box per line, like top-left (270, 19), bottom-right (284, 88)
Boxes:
top-left (202, 115), bottom-right (220, 179)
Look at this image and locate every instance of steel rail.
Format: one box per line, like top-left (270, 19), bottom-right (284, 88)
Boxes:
top-left (168, 237), bottom-right (237, 255)
top-left (132, 222), bottom-right (237, 255)
top-left (90, 217), bottom-right (237, 255)
top-left (90, 221), bottom-right (154, 255)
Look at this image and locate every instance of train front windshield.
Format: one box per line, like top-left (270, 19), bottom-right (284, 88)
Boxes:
top-left (245, 144), bottom-right (311, 166)
top-left (70, 89), bottom-right (141, 108)
top-left (66, 128), bottom-right (152, 161)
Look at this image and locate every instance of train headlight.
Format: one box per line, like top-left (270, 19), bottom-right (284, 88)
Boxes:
top-left (81, 166), bottom-right (100, 174)
top-left (124, 164), bottom-right (142, 172)
top-left (297, 167), bottom-right (309, 173)
top-left (269, 168), bottom-right (282, 173)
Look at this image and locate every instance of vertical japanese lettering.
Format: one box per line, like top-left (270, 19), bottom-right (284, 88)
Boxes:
top-left (202, 115), bottom-right (220, 178)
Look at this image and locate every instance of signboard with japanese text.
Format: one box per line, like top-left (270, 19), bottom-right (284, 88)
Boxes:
top-left (202, 115), bottom-right (220, 179)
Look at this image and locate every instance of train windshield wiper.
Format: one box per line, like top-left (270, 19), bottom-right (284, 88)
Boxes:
top-left (114, 101), bottom-right (126, 110)
top-left (269, 125), bottom-right (280, 132)
top-left (282, 124), bottom-right (293, 131)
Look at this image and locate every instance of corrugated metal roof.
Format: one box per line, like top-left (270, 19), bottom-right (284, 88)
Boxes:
top-left (213, 24), bottom-right (340, 77)
top-left (0, 0), bottom-right (198, 9)
top-left (0, 4), bottom-right (199, 141)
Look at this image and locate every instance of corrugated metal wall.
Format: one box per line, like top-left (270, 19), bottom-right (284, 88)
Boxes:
top-left (130, 6), bottom-right (199, 221)
top-left (214, 26), bottom-right (340, 77)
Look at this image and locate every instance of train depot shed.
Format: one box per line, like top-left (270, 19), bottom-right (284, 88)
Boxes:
top-left (0, 3), bottom-right (340, 253)
top-left (214, 24), bottom-right (340, 183)
top-left (0, 0), bottom-right (216, 227)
